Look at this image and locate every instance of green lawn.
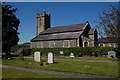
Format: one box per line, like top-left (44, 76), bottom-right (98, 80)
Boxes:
top-left (2, 58), bottom-right (119, 78)
top-left (0, 59), bottom-right (2, 65)
top-left (2, 68), bottom-right (68, 78)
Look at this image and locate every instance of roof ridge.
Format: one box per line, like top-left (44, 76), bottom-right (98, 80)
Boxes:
top-left (40, 23), bottom-right (87, 34)
top-left (48, 23), bottom-right (86, 29)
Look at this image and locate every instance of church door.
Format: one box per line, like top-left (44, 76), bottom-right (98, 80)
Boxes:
top-left (84, 42), bottom-right (88, 47)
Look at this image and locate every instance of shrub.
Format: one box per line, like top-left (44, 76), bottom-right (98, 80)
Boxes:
top-left (22, 48), bottom-right (32, 56)
top-left (2, 53), bottom-right (19, 57)
top-left (11, 44), bottom-right (30, 53)
top-left (23, 47), bottom-right (116, 57)
top-left (92, 46), bottom-right (114, 55)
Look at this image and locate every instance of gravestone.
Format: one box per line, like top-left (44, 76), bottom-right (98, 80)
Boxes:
top-left (107, 51), bottom-right (116, 58)
top-left (70, 53), bottom-right (75, 57)
top-left (48, 52), bottom-right (54, 63)
top-left (17, 48), bottom-right (24, 60)
top-left (78, 53), bottom-right (82, 57)
top-left (6, 52), bottom-right (12, 59)
top-left (34, 51), bottom-right (41, 62)
top-left (59, 51), bottom-right (64, 56)
top-left (19, 53), bottom-right (24, 60)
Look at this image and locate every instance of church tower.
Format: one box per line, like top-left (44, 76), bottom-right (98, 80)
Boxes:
top-left (36, 10), bottom-right (51, 36)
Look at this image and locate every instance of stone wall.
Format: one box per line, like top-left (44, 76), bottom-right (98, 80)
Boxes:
top-left (89, 35), bottom-right (94, 40)
top-left (81, 36), bottom-right (94, 47)
top-left (89, 29), bottom-right (98, 42)
top-left (36, 12), bottom-right (50, 36)
top-left (30, 39), bottom-right (77, 48)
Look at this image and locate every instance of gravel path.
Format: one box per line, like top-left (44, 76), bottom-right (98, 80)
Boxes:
top-left (24, 57), bottom-right (120, 62)
top-left (1, 65), bottom-right (118, 79)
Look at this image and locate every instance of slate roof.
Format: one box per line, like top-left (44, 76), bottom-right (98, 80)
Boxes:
top-left (40, 23), bottom-right (86, 34)
top-left (98, 38), bottom-right (120, 43)
top-left (31, 32), bottom-right (83, 42)
top-left (88, 28), bottom-right (95, 34)
top-left (31, 22), bottom-right (89, 41)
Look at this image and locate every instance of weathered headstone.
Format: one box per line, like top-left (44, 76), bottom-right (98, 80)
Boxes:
top-left (6, 53), bottom-right (12, 59)
top-left (19, 53), bottom-right (24, 60)
top-left (48, 52), bottom-right (54, 63)
top-left (78, 53), bottom-right (82, 57)
top-left (60, 51), bottom-right (63, 55)
top-left (59, 51), bottom-right (64, 56)
top-left (70, 53), bottom-right (75, 57)
top-left (107, 51), bottom-right (116, 58)
top-left (17, 48), bottom-right (24, 60)
top-left (34, 51), bottom-right (41, 62)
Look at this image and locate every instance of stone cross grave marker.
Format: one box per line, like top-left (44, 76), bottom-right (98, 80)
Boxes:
top-left (70, 53), bottom-right (75, 57)
top-left (48, 52), bottom-right (54, 63)
top-left (107, 51), bottom-right (116, 58)
top-left (34, 51), bottom-right (41, 62)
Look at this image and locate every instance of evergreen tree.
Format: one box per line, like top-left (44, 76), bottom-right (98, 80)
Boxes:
top-left (2, 2), bottom-right (20, 53)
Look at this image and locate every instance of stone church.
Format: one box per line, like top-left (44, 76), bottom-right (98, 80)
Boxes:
top-left (30, 10), bottom-right (98, 48)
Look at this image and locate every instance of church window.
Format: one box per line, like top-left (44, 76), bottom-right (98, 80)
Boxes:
top-left (37, 43), bottom-right (40, 48)
top-left (41, 42), bottom-right (43, 48)
top-left (40, 19), bottom-right (41, 25)
top-left (63, 40), bottom-right (70, 47)
top-left (99, 43), bottom-right (105, 46)
top-left (49, 41), bottom-right (55, 48)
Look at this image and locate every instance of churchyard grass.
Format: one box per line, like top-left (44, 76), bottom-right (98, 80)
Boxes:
top-left (0, 59), bottom-right (2, 65)
top-left (51, 56), bottom-right (119, 61)
top-left (2, 68), bottom-right (68, 78)
top-left (2, 58), bottom-right (119, 77)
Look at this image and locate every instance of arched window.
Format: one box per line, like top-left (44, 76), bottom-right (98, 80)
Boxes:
top-left (99, 43), bottom-right (105, 46)
top-left (41, 42), bottom-right (43, 48)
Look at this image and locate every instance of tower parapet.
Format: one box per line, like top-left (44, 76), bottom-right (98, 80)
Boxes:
top-left (36, 10), bottom-right (51, 36)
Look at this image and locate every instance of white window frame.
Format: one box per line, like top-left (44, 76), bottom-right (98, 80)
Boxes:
top-left (41, 42), bottom-right (43, 48)
top-left (63, 40), bottom-right (70, 47)
top-left (49, 41), bottom-right (55, 48)
top-left (99, 43), bottom-right (105, 47)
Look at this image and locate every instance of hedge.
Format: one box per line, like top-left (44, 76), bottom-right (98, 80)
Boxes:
top-left (22, 47), bottom-right (116, 56)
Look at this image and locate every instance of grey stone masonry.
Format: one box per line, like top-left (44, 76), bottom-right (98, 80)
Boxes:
top-left (30, 39), bottom-right (77, 48)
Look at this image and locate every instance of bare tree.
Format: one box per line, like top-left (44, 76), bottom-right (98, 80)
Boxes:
top-left (94, 5), bottom-right (120, 47)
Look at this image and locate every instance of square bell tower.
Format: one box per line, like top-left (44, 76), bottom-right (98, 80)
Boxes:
top-left (36, 10), bottom-right (51, 36)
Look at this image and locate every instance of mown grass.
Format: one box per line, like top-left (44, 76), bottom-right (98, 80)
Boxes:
top-left (0, 59), bottom-right (2, 65)
top-left (2, 68), bottom-right (68, 78)
top-left (2, 58), bottom-right (119, 77)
